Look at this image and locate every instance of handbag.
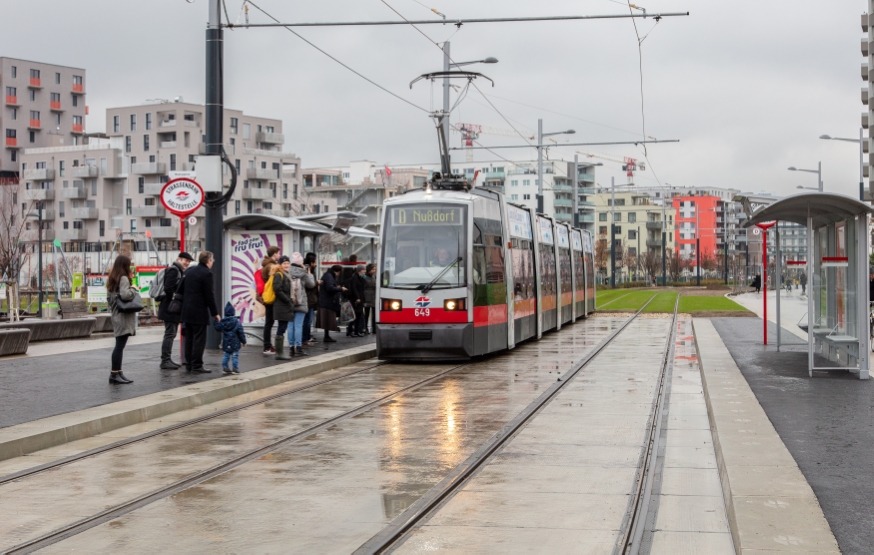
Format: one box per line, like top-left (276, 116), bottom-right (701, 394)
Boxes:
top-left (167, 293), bottom-right (183, 315)
top-left (115, 292), bottom-right (145, 313)
top-left (339, 299), bottom-right (355, 324)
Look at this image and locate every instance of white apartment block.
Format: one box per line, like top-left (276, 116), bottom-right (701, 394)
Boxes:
top-left (1, 57), bottom-right (86, 179)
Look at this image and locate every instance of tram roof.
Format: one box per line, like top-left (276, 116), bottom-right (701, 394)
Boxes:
top-left (742, 192), bottom-right (874, 229)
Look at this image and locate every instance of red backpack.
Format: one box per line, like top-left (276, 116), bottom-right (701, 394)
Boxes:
top-left (254, 267), bottom-right (266, 296)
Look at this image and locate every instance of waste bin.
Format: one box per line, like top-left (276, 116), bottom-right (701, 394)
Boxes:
top-left (41, 302), bottom-right (60, 320)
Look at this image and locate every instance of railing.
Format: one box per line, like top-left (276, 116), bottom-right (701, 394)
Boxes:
top-left (72, 83), bottom-right (84, 93)
top-left (4, 137), bottom-right (17, 148)
top-left (23, 168), bottom-right (55, 181)
top-left (50, 101), bottom-right (62, 111)
top-left (256, 131), bottom-right (285, 144)
top-left (5, 95), bottom-right (18, 105)
top-left (70, 207), bottom-right (98, 220)
top-left (131, 205), bottom-right (167, 218)
top-left (72, 123), bottom-right (84, 134)
top-left (29, 77), bottom-right (41, 88)
top-left (71, 165), bottom-right (98, 178)
top-left (131, 162), bottom-right (167, 175)
top-left (61, 186), bottom-right (86, 199)
top-left (29, 119), bottom-right (41, 130)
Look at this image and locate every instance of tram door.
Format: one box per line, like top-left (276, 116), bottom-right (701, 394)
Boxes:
top-left (507, 204), bottom-right (537, 342)
top-left (471, 196), bottom-right (509, 355)
top-left (572, 229), bottom-right (586, 320)
top-left (582, 230), bottom-right (596, 314)
top-left (556, 223), bottom-right (573, 325)
top-left (537, 215), bottom-right (557, 332)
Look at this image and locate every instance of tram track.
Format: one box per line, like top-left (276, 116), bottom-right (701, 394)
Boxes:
top-left (0, 360), bottom-right (389, 487)
top-left (4, 361), bottom-right (475, 555)
top-left (354, 294), bottom-right (666, 554)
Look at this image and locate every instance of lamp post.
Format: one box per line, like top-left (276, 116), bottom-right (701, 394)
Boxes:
top-left (537, 121), bottom-right (575, 213)
top-left (820, 131), bottom-right (864, 201)
top-left (439, 44), bottom-right (498, 171)
top-left (787, 162), bottom-right (822, 192)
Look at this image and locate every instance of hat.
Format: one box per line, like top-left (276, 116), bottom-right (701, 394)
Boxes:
top-left (292, 252), bottom-right (304, 266)
top-left (356, 264), bottom-right (365, 273)
top-left (178, 252), bottom-right (194, 261)
top-left (278, 255), bottom-right (291, 264)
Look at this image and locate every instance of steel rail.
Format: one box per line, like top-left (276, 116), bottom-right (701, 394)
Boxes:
top-left (228, 12), bottom-right (690, 28)
top-left (354, 295), bottom-right (659, 554)
top-left (4, 362), bottom-right (472, 555)
top-left (617, 293), bottom-right (681, 554)
top-left (0, 360), bottom-right (388, 486)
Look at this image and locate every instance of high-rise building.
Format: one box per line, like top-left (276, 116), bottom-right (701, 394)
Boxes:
top-left (863, 7), bottom-right (872, 194)
top-left (1, 58), bottom-right (87, 181)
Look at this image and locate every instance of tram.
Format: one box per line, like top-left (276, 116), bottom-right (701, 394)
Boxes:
top-left (376, 178), bottom-right (596, 360)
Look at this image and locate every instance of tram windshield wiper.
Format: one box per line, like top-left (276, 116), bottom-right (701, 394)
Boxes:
top-left (420, 257), bottom-right (463, 294)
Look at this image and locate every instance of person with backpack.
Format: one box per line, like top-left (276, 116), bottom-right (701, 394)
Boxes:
top-left (345, 265), bottom-right (367, 337)
top-left (214, 302), bottom-right (247, 375)
top-left (156, 252), bottom-right (193, 369)
top-left (280, 253), bottom-right (315, 356)
top-left (255, 246), bottom-right (281, 354)
top-left (302, 252), bottom-right (320, 346)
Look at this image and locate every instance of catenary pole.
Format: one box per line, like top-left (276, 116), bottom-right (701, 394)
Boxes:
top-left (661, 190), bottom-right (667, 286)
top-left (610, 176), bottom-right (615, 287)
top-left (205, 0), bottom-right (224, 348)
top-left (537, 119), bottom-right (543, 213)
top-left (442, 42), bottom-right (451, 172)
top-left (573, 155), bottom-right (579, 227)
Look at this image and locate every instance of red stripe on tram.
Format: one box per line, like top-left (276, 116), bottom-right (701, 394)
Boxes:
top-left (474, 304), bottom-right (509, 327)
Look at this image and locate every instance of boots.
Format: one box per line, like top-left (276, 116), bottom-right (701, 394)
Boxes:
top-left (274, 335), bottom-right (292, 360)
top-left (109, 371), bottom-right (133, 384)
top-left (295, 346), bottom-right (307, 356)
top-left (324, 331), bottom-right (337, 343)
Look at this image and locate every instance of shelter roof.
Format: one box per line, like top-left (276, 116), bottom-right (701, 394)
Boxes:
top-left (741, 192), bottom-right (874, 228)
top-left (223, 213), bottom-right (378, 239)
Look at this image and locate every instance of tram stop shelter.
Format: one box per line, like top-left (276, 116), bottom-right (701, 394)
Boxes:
top-left (743, 192), bottom-right (874, 379)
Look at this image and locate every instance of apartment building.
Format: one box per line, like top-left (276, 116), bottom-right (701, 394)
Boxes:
top-left (1, 58), bottom-right (86, 179)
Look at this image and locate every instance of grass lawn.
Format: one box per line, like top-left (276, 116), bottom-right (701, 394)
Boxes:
top-left (678, 295), bottom-right (748, 313)
top-left (643, 292), bottom-right (680, 313)
top-left (595, 289), bottom-right (633, 309)
top-left (603, 291), bottom-right (657, 311)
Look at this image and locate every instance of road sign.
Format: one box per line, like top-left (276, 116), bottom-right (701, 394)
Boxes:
top-left (188, 216), bottom-right (197, 226)
top-left (752, 228), bottom-right (761, 235)
top-left (160, 178), bottom-right (205, 217)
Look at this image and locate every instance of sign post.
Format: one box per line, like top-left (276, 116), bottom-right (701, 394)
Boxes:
top-left (756, 221), bottom-right (776, 345)
top-left (160, 177), bottom-right (205, 252)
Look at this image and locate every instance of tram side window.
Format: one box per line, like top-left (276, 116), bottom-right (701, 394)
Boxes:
top-left (539, 245), bottom-right (556, 296)
top-left (512, 238), bottom-right (535, 300)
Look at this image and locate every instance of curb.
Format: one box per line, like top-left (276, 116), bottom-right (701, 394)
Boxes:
top-left (692, 318), bottom-right (840, 554)
top-left (0, 345), bottom-right (376, 463)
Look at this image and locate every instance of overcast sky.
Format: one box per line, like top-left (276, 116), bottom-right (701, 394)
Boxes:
top-left (0, 0), bottom-right (867, 197)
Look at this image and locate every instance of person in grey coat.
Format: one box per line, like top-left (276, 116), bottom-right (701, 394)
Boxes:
top-left (107, 254), bottom-right (138, 384)
top-left (274, 253), bottom-right (315, 357)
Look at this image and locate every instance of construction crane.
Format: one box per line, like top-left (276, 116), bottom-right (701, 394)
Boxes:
top-left (576, 150), bottom-right (646, 183)
top-left (454, 123), bottom-right (535, 161)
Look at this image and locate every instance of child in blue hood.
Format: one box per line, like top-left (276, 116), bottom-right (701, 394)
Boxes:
top-left (214, 302), bottom-right (247, 374)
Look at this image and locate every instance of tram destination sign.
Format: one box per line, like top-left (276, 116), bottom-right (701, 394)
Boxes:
top-left (391, 206), bottom-right (463, 226)
top-left (160, 178), bottom-right (205, 217)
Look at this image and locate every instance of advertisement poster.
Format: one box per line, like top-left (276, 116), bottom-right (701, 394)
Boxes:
top-left (507, 206), bottom-right (533, 240)
top-left (231, 233), bottom-right (285, 325)
top-left (136, 266), bottom-right (164, 300)
top-left (86, 275), bottom-right (108, 303)
top-left (71, 273), bottom-right (84, 299)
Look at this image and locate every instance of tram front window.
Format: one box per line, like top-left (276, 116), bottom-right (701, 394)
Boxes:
top-left (382, 204), bottom-right (467, 289)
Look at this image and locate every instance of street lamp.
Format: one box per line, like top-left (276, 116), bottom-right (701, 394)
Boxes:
top-left (537, 120), bottom-right (576, 212)
top-left (787, 162), bottom-right (822, 192)
top-left (26, 203), bottom-right (44, 318)
top-left (820, 131), bottom-right (864, 201)
top-left (439, 43), bottom-right (498, 169)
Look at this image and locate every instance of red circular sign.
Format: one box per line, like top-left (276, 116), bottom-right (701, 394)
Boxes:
top-left (160, 178), bottom-right (205, 217)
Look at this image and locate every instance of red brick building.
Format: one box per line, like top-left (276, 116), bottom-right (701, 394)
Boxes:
top-left (672, 195), bottom-right (724, 264)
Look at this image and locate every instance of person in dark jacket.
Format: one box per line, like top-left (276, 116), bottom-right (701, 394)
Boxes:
top-left (318, 264), bottom-right (346, 343)
top-left (800, 271), bottom-right (807, 295)
top-left (752, 273), bottom-right (762, 294)
top-left (214, 302), bottom-right (247, 374)
top-left (177, 251), bottom-right (221, 373)
top-left (362, 263), bottom-right (376, 334)
top-left (270, 257), bottom-right (293, 360)
top-left (302, 252), bottom-right (319, 346)
top-left (157, 252), bottom-right (193, 369)
top-left (259, 246), bottom-right (281, 354)
top-left (345, 265), bottom-right (367, 337)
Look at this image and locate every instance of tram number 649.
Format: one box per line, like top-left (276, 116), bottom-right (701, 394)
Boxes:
top-left (414, 308), bottom-right (430, 317)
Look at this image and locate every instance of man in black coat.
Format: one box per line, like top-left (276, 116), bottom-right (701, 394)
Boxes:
top-left (157, 252), bottom-right (193, 369)
top-left (177, 251), bottom-right (220, 372)
top-left (345, 265), bottom-right (366, 337)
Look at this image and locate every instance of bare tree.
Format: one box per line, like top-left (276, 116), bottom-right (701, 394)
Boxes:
top-left (668, 248), bottom-right (682, 282)
top-left (641, 249), bottom-right (661, 282)
top-left (623, 243), bottom-right (638, 281)
top-left (594, 234), bottom-right (609, 275)
top-left (0, 182), bottom-right (37, 320)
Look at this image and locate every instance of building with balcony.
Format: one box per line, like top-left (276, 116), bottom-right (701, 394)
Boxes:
top-left (0, 58), bottom-right (87, 180)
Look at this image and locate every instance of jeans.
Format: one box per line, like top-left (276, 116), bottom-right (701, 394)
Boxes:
top-left (262, 303), bottom-right (275, 349)
top-left (184, 324), bottom-right (207, 369)
top-left (222, 350), bottom-right (240, 370)
top-left (287, 312), bottom-right (305, 347)
top-left (302, 307), bottom-right (314, 342)
top-left (161, 321), bottom-right (178, 363)
top-left (112, 334), bottom-right (130, 370)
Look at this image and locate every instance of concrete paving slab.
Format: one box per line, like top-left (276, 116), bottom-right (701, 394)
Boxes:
top-left (649, 530), bottom-right (735, 554)
top-left (663, 444), bottom-right (718, 469)
top-left (463, 463), bottom-right (638, 495)
top-left (693, 318), bottom-right (840, 555)
top-left (660, 466), bottom-right (723, 497)
top-left (654, 494), bottom-right (732, 533)
top-left (399, 525), bottom-right (619, 554)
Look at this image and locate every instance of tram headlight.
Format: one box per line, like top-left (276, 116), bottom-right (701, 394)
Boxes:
top-left (444, 298), bottom-right (466, 311)
top-left (382, 298), bottom-right (403, 311)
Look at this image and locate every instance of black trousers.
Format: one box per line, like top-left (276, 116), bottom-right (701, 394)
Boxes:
top-left (262, 303), bottom-right (275, 349)
top-left (112, 334), bottom-right (130, 371)
top-left (348, 305), bottom-right (364, 335)
top-left (161, 321), bottom-right (178, 363)
top-left (184, 324), bottom-right (207, 369)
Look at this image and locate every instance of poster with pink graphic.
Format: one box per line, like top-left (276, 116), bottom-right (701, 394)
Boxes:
top-left (230, 232), bottom-right (285, 325)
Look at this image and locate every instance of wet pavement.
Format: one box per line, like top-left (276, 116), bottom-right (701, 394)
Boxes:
top-left (711, 317), bottom-right (874, 555)
top-left (0, 328), bottom-right (373, 428)
top-left (2, 318), bottom-right (623, 553)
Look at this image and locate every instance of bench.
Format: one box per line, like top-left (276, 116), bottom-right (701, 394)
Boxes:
top-left (0, 329), bottom-right (31, 355)
top-left (0, 318), bottom-right (96, 342)
top-left (93, 313), bottom-right (113, 332)
top-left (59, 298), bottom-right (89, 319)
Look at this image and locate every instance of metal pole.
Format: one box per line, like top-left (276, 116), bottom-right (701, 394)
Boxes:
top-left (818, 160), bottom-right (822, 192)
top-left (696, 208), bottom-right (700, 286)
top-left (537, 119), bottom-right (543, 213)
top-left (54, 243), bottom-right (60, 304)
top-left (724, 207), bottom-right (729, 284)
top-left (37, 204), bottom-right (43, 318)
top-left (442, 41), bottom-right (451, 173)
top-left (763, 227), bottom-right (768, 345)
top-left (573, 155), bottom-right (579, 227)
top-left (610, 176), bottom-right (615, 287)
top-left (860, 127), bottom-right (865, 201)
top-left (662, 190), bottom-right (667, 286)
top-left (776, 224), bottom-right (781, 351)
top-left (205, 0), bottom-right (224, 348)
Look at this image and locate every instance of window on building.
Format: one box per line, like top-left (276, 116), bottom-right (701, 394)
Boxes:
top-left (143, 134), bottom-right (149, 151)
top-left (138, 177), bottom-right (144, 194)
top-left (50, 92), bottom-right (60, 103)
top-left (130, 219), bottom-right (136, 233)
top-left (511, 180), bottom-right (518, 187)
top-left (242, 123), bottom-right (250, 139)
top-left (10, 66), bottom-right (16, 78)
top-left (10, 108), bottom-right (16, 121)
top-left (293, 183), bottom-right (298, 199)
top-left (144, 197), bottom-right (155, 206)
top-left (30, 69), bottom-right (39, 79)
top-left (125, 136), bottom-right (131, 153)
top-left (628, 212), bottom-right (636, 223)
top-left (58, 201), bottom-right (65, 217)
top-left (145, 112), bottom-right (152, 130)
top-left (235, 200), bottom-right (241, 216)
top-left (523, 194), bottom-right (531, 200)
top-left (523, 179), bottom-right (530, 186)
top-left (73, 115), bottom-right (82, 126)
top-left (629, 230), bottom-right (637, 240)
top-left (63, 221), bottom-right (69, 230)
top-left (28, 89), bottom-right (35, 102)
top-left (5, 86), bottom-right (15, 97)
top-left (73, 221), bottom-right (83, 230)
top-left (130, 114), bottom-right (137, 132)
top-left (599, 213), bottom-right (607, 222)
top-left (169, 154), bottom-right (176, 172)
top-left (230, 117), bottom-right (238, 134)
top-left (599, 226), bottom-right (607, 236)
top-left (144, 219), bottom-right (152, 228)
top-left (29, 131), bottom-right (35, 143)
top-left (99, 220), bottom-right (105, 237)
top-left (511, 194), bottom-right (519, 200)
top-left (55, 113), bottom-right (61, 125)
top-left (55, 72), bottom-right (61, 84)
top-left (73, 75), bottom-right (82, 86)
top-left (91, 179), bottom-right (97, 196)
top-left (71, 95), bottom-right (78, 107)
top-left (614, 226), bottom-right (622, 234)
top-left (59, 161), bottom-right (65, 176)
top-left (5, 129), bottom-right (15, 140)
top-left (614, 212), bottom-right (621, 222)
top-left (29, 110), bottom-right (39, 122)
top-left (10, 150), bottom-right (16, 163)
top-left (125, 198), bottom-right (132, 215)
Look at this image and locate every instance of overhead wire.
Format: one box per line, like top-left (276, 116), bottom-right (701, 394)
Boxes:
top-left (244, 1), bottom-right (429, 114)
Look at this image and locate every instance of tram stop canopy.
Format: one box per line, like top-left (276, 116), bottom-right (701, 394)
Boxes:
top-left (743, 192), bottom-right (874, 379)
